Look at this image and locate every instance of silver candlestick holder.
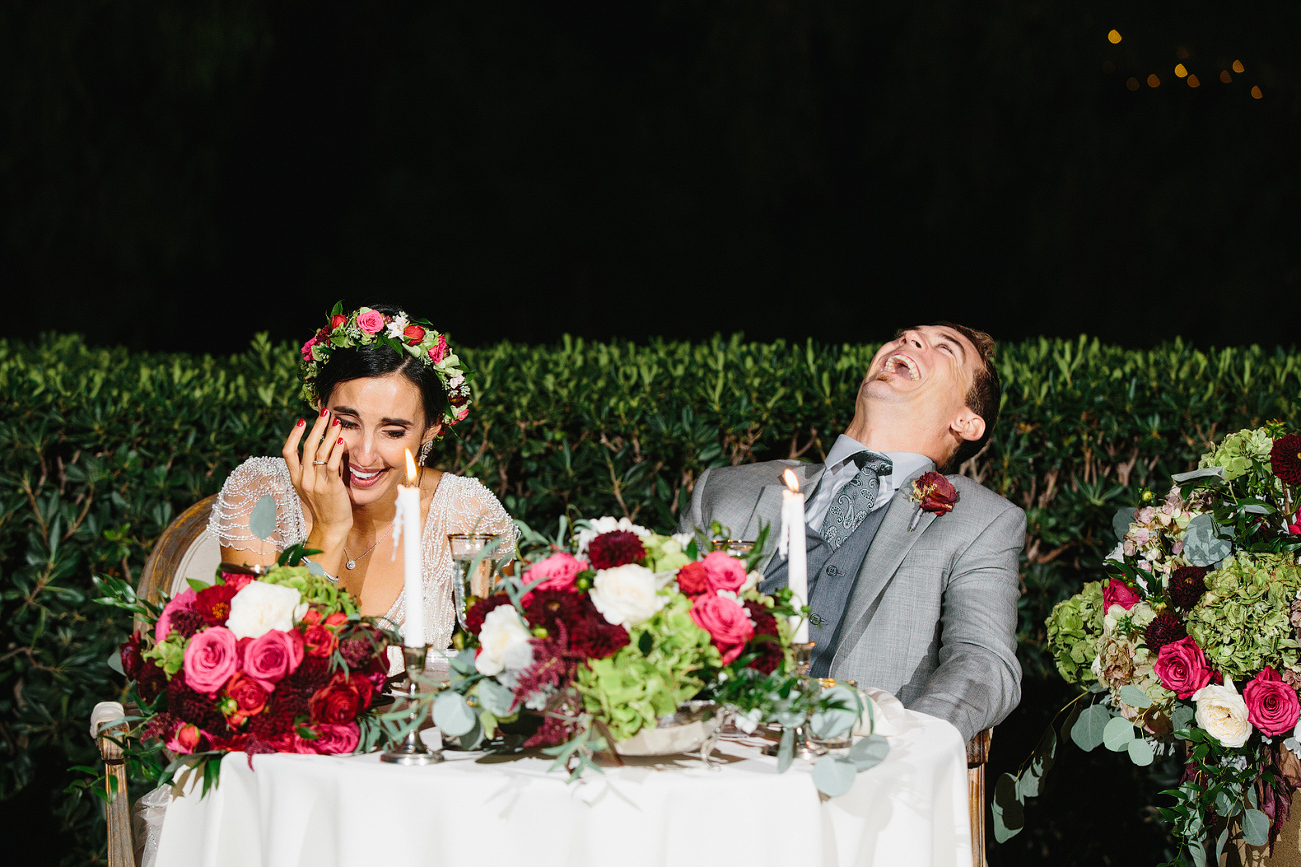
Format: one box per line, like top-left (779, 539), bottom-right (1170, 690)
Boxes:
top-left (381, 645), bottom-right (444, 766)
top-left (763, 641), bottom-right (828, 760)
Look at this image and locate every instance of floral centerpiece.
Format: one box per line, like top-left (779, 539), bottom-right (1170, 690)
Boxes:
top-left (1003, 424), bottom-right (1301, 864)
top-left (430, 516), bottom-right (880, 791)
top-left (97, 548), bottom-right (393, 792)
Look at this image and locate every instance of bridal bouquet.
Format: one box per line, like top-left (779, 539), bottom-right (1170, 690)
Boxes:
top-left (1011, 424), bottom-right (1301, 864)
top-left (99, 553), bottom-right (392, 791)
top-left (431, 516), bottom-right (876, 787)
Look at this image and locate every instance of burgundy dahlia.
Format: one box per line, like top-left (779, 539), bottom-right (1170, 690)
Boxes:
top-left (743, 601), bottom-right (783, 674)
top-left (274, 657), bottom-right (331, 717)
top-left (167, 609), bottom-right (207, 640)
top-left (1272, 434), bottom-right (1301, 485)
top-left (1168, 566), bottom-right (1209, 609)
top-left (1144, 611), bottom-right (1188, 652)
top-left (166, 674), bottom-right (231, 736)
top-left (587, 531), bottom-right (645, 570)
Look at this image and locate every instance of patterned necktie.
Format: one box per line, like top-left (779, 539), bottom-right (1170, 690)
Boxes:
top-left (819, 453), bottom-right (893, 550)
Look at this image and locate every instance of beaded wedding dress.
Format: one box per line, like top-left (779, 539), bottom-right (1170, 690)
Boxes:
top-left (207, 456), bottom-right (518, 651)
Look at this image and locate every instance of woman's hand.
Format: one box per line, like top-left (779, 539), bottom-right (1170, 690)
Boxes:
top-left (283, 409), bottom-right (353, 548)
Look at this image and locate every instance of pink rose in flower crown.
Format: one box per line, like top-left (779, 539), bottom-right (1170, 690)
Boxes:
top-left (356, 309), bottom-right (386, 334)
top-left (165, 723), bottom-right (207, 755)
top-left (182, 626), bottom-right (239, 696)
top-left (1243, 667), bottom-right (1301, 736)
top-left (156, 588), bottom-right (200, 643)
top-left (1155, 635), bottom-right (1213, 699)
top-left (701, 551), bottom-right (748, 593)
top-left (1103, 578), bottom-right (1141, 612)
top-left (689, 593), bottom-right (755, 665)
top-left (311, 722), bottom-right (361, 754)
top-left (300, 337), bottom-right (317, 361)
top-left (242, 629), bottom-right (305, 691)
top-left (452, 404), bottom-right (470, 424)
top-left (429, 334), bottom-right (448, 364)
top-left (523, 552), bottom-right (588, 592)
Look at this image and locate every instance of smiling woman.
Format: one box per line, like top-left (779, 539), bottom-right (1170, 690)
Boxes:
top-left (207, 303), bottom-right (517, 657)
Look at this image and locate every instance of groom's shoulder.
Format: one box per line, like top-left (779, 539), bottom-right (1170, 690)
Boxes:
top-left (946, 474), bottom-right (1024, 522)
top-left (703, 458), bottom-right (806, 487)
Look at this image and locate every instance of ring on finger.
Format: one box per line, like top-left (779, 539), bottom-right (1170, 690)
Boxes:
top-left (313, 461), bottom-right (327, 466)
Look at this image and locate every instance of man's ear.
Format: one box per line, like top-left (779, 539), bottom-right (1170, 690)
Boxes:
top-left (951, 408), bottom-right (986, 444)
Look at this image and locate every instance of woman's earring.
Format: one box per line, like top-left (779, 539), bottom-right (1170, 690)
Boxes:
top-left (419, 440), bottom-right (433, 466)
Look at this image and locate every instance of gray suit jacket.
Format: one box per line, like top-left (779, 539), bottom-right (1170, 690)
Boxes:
top-left (677, 459), bottom-right (1025, 742)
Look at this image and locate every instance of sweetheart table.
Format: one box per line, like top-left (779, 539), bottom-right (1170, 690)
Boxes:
top-left (153, 706), bottom-right (971, 867)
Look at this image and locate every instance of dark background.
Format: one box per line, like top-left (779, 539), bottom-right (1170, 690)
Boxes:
top-left (2, 0), bottom-right (1298, 355)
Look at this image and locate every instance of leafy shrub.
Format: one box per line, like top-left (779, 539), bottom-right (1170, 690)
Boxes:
top-left (1, 332), bottom-right (1298, 864)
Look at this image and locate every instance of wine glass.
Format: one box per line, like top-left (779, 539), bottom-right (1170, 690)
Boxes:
top-left (713, 539), bottom-right (755, 559)
top-left (448, 533), bottom-right (503, 630)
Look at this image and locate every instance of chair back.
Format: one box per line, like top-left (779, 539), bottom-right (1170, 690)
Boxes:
top-left (137, 495), bottom-right (222, 612)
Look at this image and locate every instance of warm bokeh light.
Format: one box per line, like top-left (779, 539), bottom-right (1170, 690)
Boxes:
top-left (1176, 47), bottom-right (1189, 60)
top-left (1251, 86), bottom-right (1263, 99)
top-left (1220, 70), bottom-right (1233, 83)
top-left (1233, 60), bottom-right (1245, 73)
top-left (1147, 74), bottom-right (1161, 88)
top-left (1174, 64), bottom-right (1188, 78)
top-left (1107, 29), bottom-right (1122, 44)
top-left (1187, 74), bottom-right (1200, 88)
top-left (1126, 77), bottom-right (1140, 91)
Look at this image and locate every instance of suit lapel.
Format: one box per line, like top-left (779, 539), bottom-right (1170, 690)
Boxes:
top-left (748, 462), bottom-right (825, 573)
top-left (832, 461), bottom-right (936, 667)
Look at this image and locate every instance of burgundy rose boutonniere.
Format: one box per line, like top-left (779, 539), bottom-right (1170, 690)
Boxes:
top-left (909, 471), bottom-right (958, 530)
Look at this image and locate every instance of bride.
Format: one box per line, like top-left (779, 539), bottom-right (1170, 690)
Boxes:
top-left (208, 302), bottom-right (517, 652)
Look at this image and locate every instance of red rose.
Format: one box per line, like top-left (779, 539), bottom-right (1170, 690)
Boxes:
top-left (689, 594), bottom-right (755, 665)
top-left (166, 723), bottom-right (207, 755)
top-left (1154, 636), bottom-right (1213, 699)
top-left (403, 324), bottom-right (426, 344)
top-left (330, 314), bottom-right (347, 330)
top-left (323, 612), bottom-right (348, 627)
top-left (300, 608), bottom-right (322, 626)
top-left (1102, 577), bottom-right (1141, 612)
top-left (311, 722), bottom-right (361, 755)
top-left (224, 671), bottom-right (268, 719)
top-left (912, 471), bottom-right (958, 515)
top-left (588, 531), bottom-right (645, 570)
top-left (309, 673), bottom-right (374, 725)
top-left (675, 561), bottom-right (709, 596)
top-left (1244, 667), bottom-right (1301, 737)
top-left (120, 632), bottom-right (145, 681)
top-left (304, 624), bottom-right (338, 658)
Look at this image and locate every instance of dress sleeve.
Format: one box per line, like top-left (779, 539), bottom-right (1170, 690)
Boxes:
top-left (448, 476), bottom-right (520, 559)
top-left (206, 457), bottom-right (307, 553)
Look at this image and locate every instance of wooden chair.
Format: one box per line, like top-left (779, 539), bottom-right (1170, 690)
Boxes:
top-left (967, 728), bottom-right (993, 867)
top-left (93, 495), bottom-right (221, 867)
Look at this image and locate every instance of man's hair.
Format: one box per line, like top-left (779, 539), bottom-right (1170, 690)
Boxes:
top-left (932, 321), bottom-right (1000, 471)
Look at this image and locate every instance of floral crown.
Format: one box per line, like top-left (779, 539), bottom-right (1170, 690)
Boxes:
top-left (299, 303), bottom-right (472, 427)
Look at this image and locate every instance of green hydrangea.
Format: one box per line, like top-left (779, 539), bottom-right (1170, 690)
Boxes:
top-left (142, 630), bottom-right (186, 677)
top-left (641, 533), bottom-right (692, 573)
top-left (1044, 580), bottom-right (1106, 685)
top-left (1185, 552), bottom-right (1301, 678)
top-left (574, 593), bottom-right (719, 740)
top-left (261, 565), bottom-right (358, 615)
top-left (1198, 426), bottom-right (1275, 481)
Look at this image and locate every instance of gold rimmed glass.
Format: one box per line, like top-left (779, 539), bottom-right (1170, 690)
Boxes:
top-left (448, 533), bottom-right (503, 630)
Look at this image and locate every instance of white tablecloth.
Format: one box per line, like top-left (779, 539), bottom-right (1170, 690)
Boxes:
top-left (155, 709), bottom-right (971, 867)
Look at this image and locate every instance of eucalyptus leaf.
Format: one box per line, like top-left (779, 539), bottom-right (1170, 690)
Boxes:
top-left (1018, 725), bottom-right (1058, 799)
top-left (432, 692), bottom-right (477, 738)
top-left (1214, 786), bottom-right (1243, 817)
top-left (1243, 808), bottom-right (1270, 847)
top-left (1070, 704), bottom-right (1111, 752)
top-left (811, 755), bottom-right (858, 797)
top-left (1184, 513), bottom-right (1232, 567)
top-left (304, 558), bottom-right (326, 577)
top-left (1112, 507), bottom-right (1136, 542)
top-left (848, 734), bottom-right (889, 771)
top-left (476, 679), bottom-right (517, 718)
top-left (1103, 716), bottom-right (1136, 752)
top-left (809, 685), bottom-right (860, 740)
top-left (991, 772), bottom-right (1025, 842)
top-left (249, 494), bottom-right (278, 541)
top-left (1171, 467), bottom-right (1226, 484)
top-left (1119, 685), bottom-right (1152, 709)
top-left (776, 726), bottom-right (795, 773)
top-left (1126, 738), bottom-right (1154, 766)
top-left (106, 649), bottom-right (125, 676)
top-left (1172, 704), bottom-right (1196, 734)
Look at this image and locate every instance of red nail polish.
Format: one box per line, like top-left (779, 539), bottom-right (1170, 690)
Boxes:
top-left (297, 419), bottom-right (305, 427)
top-left (337, 437), bottom-right (344, 445)
top-left (320, 408), bottom-right (329, 417)
top-left (332, 418), bottom-right (340, 427)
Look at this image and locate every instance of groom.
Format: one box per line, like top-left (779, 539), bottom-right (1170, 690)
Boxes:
top-left (678, 323), bottom-right (1024, 741)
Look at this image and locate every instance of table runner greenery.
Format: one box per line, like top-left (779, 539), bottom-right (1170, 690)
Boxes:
top-left (2, 332), bottom-right (1299, 864)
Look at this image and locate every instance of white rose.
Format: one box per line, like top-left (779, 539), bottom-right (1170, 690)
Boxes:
top-left (475, 606), bottom-right (534, 677)
top-left (589, 564), bottom-right (666, 628)
top-left (1193, 678), bottom-right (1252, 748)
top-left (225, 581), bottom-right (303, 640)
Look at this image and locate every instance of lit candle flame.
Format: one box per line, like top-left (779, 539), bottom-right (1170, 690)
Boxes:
top-left (783, 468), bottom-right (799, 492)
top-left (405, 449), bottom-right (417, 483)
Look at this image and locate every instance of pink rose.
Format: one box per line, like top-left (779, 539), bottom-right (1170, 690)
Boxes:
top-left (701, 551), bottom-right (748, 593)
top-left (1154, 636), bottom-right (1213, 699)
top-left (182, 626), bottom-right (239, 696)
top-left (311, 722), bottom-right (361, 755)
top-left (156, 588), bottom-right (199, 643)
top-left (1243, 667), bottom-right (1301, 737)
top-left (165, 723), bottom-right (206, 755)
top-left (689, 594), bottom-right (755, 665)
top-left (429, 334), bottom-right (448, 363)
top-left (356, 309), bottom-right (386, 334)
top-left (523, 552), bottom-right (588, 592)
top-left (452, 404), bottom-right (470, 424)
top-left (1103, 578), bottom-right (1141, 612)
top-left (300, 337), bottom-right (316, 361)
top-left (242, 629), bottom-right (305, 691)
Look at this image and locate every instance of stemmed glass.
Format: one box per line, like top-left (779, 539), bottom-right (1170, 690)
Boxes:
top-left (713, 539), bottom-right (755, 559)
top-left (448, 533), bottom-right (504, 630)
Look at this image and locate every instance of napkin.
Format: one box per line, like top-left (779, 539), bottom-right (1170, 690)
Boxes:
top-left (852, 688), bottom-right (917, 737)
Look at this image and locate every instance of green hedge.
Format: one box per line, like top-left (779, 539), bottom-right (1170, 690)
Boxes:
top-left (2, 333), bottom-right (1299, 864)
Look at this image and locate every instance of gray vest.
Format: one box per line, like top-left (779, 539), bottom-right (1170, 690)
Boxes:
top-left (760, 504), bottom-right (890, 677)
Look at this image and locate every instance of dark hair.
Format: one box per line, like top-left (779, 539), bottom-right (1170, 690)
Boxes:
top-left (933, 321), bottom-right (1000, 471)
top-left (313, 302), bottom-right (449, 429)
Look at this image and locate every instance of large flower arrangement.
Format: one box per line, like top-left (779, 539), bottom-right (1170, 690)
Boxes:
top-left (430, 517), bottom-right (877, 788)
top-left (1004, 425), bottom-right (1301, 864)
top-left (99, 550), bottom-right (393, 791)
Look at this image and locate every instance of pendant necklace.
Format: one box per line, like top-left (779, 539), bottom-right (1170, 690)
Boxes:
top-left (344, 520), bottom-right (396, 570)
